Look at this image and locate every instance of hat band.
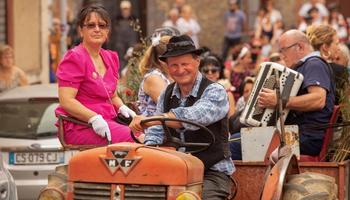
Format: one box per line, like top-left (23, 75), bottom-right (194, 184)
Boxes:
top-left (167, 41), bottom-right (195, 52)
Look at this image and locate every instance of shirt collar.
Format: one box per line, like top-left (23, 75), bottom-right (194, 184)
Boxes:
top-left (171, 72), bottom-right (202, 99)
top-left (300, 51), bottom-right (321, 62)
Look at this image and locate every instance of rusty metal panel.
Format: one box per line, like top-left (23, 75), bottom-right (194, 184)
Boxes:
top-left (241, 125), bottom-right (300, 162)
top-left (232, 160), bottom-right (350, 200)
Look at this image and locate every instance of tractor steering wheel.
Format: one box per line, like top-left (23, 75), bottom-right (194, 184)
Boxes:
top-left (130, 117), bottom-right (215, 154)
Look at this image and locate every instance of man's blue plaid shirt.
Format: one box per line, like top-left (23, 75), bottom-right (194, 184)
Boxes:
top-left (144, 73), bottom-right (235, 175)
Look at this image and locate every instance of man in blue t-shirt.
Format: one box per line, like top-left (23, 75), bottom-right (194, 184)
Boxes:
top-left (221, 0), bottom-right (246, 61)
top-left (258, 29), bottom-right (335, 156)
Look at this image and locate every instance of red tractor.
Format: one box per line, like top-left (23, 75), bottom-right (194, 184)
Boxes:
top-left (38, 117), bottom-right (233, 200)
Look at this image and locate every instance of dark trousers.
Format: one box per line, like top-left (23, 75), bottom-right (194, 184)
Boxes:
top-left (221, 36), bottom-right (241, 61)
top-left (202, 170), bottom-right (232, 200)
top-left (229, 132), bottom-right (323, 160)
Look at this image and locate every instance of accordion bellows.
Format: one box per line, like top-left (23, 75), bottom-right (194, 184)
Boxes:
top-left (240, 62), bottom-right (304, 127)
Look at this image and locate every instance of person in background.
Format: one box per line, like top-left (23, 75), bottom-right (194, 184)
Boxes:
top-left (130, 35), bottom-right (234, 199)
top-left (269, 52), bottom-right (286, 66)
top-left (173, 0), bottom-right (186, 14)
top-left (259, 29), bottom-right (335, 157)
top-left (335, 43), bottom-right (350, 68)
top-left (226, 44), bottom-right (253, 102)
top-left (49, 18), bottom-right (62, 82)
top-left (298, 0), bottom-right (328, 24)
top-left (199, 54), bottom-right (236, 117)
top-left (307, 24), bottom-right (347, 105)
top-left (138, 35), bottom-right (172, 116)
top-left (221, 0), bottom-right (246, 61)
top-left (55, 4), bottom-right (135, 145)
top-left (0, 44), bottom-right (28, 93)
top-left (111, 0), bottom-right (138, 74)
top-left (228, 76), bottom-right (254, 153)
top-left (177, 4), bottom-right (201, 48)
top-left (328, 3), bottom-right (348, 42)
top-left (162, 8), bottom-right (179, 28)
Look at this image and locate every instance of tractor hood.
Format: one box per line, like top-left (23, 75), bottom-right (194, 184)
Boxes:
top-left (68, 142), bottom-right (204, 185)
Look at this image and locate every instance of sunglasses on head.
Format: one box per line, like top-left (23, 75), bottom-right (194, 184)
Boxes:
top-left (202, 66), bottom-right (220, 74)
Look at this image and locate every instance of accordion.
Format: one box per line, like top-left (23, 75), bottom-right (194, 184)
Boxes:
top-left (240, 62), bottom-right (304, 127)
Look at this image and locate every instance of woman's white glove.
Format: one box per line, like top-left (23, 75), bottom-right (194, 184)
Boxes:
top-left (88, 115), bottom-right (111, 142)
top-left (118, 105), bottom-right (136, 118)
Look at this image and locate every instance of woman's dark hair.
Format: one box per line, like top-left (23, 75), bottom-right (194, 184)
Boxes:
top-left (77, 4), bottom-right (111, 29)
top-left (199, 54), bottom-right (225, 79)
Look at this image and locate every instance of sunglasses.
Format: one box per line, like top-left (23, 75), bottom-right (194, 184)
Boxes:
top-left (83, 23), bottom-right (109, 30)
top-left (202, 66), bottom-right (220, 74)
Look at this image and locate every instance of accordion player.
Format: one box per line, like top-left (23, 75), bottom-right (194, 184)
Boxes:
top-left (240, 62), bottom-right (304, 127)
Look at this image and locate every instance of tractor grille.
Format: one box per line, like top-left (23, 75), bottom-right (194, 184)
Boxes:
top-left (124, 184), bottom-right (167, 200)
top-left (72, 182), bottom-right (167, 200)
top-left (73, 182), bottom-right (111, 200)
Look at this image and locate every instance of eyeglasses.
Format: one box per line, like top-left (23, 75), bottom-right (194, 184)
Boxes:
top-left (83, 23), bottom-right (109, 30)
top-left (202, 66), bottom-right (220, 74)
top-left (167, 41), bottom-right (195, 51)
top-left (279, 43), bottom-right (298, 54)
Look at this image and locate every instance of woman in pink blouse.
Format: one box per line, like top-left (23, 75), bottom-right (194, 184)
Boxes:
top-left (55, 5), bottom-right (135, 145)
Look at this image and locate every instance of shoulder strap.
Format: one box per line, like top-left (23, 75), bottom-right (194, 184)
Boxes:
top-left (163, 82), bottom-right (177, 112)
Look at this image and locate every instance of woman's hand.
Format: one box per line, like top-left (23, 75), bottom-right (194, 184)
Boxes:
top-left (88, 115), bottom-right (112, 142)
top-left (119, 105), bottom-right (136, 118)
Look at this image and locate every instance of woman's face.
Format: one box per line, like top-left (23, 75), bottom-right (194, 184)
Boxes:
top-left (323, 34), bottom-right (340, 62)
top-left (329, 34), bottom-right (340, 61)
top-left (243, 82), bottom-right (253, 102)
top-left (0, 51), bottom-right (14, 69)
top-left (80, 12), bottom-right (109, 47)
top-left (240, 51), bottom-right (253, 69)
top-left (201, 64), bottom-right (220, 82)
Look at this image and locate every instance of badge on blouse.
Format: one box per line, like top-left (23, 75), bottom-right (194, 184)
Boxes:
top-left (92, 71), bottom-right (98, 79)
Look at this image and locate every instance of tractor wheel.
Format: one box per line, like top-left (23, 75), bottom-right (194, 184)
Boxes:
top-left (282, 172), bottom-right (338, 200)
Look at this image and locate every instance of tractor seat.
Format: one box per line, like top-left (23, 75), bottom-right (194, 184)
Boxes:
top-left (57, 114), bottom-right (101, 150)
top-left (299, 105), bottom-right (340, 162)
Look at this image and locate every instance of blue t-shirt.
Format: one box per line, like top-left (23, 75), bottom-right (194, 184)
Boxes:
top-left (224, 10), bottom-right (246, 39)
top-left (290, 56), bottom-right (335, 140)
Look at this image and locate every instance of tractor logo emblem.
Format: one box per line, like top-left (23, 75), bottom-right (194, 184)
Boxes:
top-left (101, 150), bottom-right (141, 175)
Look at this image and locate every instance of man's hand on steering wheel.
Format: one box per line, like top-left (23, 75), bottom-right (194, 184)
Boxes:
top-left (129, 115), bottom-right (147, 133)
top-left (129, 114), bottom-right (215, 154)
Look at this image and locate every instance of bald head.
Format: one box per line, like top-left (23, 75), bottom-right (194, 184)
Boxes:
top-left (278, 29), bottom-right (313, 67)
top-left (279, 30), bottom-right (311, 47)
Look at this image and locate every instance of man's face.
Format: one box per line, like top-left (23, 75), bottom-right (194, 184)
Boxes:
top-left (167, 54), bottom-right (200, 88)
top-left (278, 38), bottom-right (300, 68)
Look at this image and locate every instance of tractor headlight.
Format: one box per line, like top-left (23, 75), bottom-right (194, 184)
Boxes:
top-left (176, 191), bottom-right (201, 200)
top-left (168, 184), bottom-right (202, 199)
top-left (38, 188), bottom-right (64, 200)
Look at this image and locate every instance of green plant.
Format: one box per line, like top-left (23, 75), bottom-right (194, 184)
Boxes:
top-left (117, 19), bottom-right (148, 107)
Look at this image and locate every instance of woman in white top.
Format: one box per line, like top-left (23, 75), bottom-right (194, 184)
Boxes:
top-left (137, 35), bottom-right (171, 116)
top-left (177, 5), bottom-right (201, 48)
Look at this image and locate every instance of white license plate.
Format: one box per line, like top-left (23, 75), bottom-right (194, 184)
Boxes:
top-left (9, 151), bottom-right (64, 165)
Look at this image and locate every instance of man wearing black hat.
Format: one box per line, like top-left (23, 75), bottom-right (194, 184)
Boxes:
top-left (130, 35), bottom-right (234, 199)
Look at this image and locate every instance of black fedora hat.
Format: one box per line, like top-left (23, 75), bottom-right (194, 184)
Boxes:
top-left (159, 34), bottom-right (203, 62)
